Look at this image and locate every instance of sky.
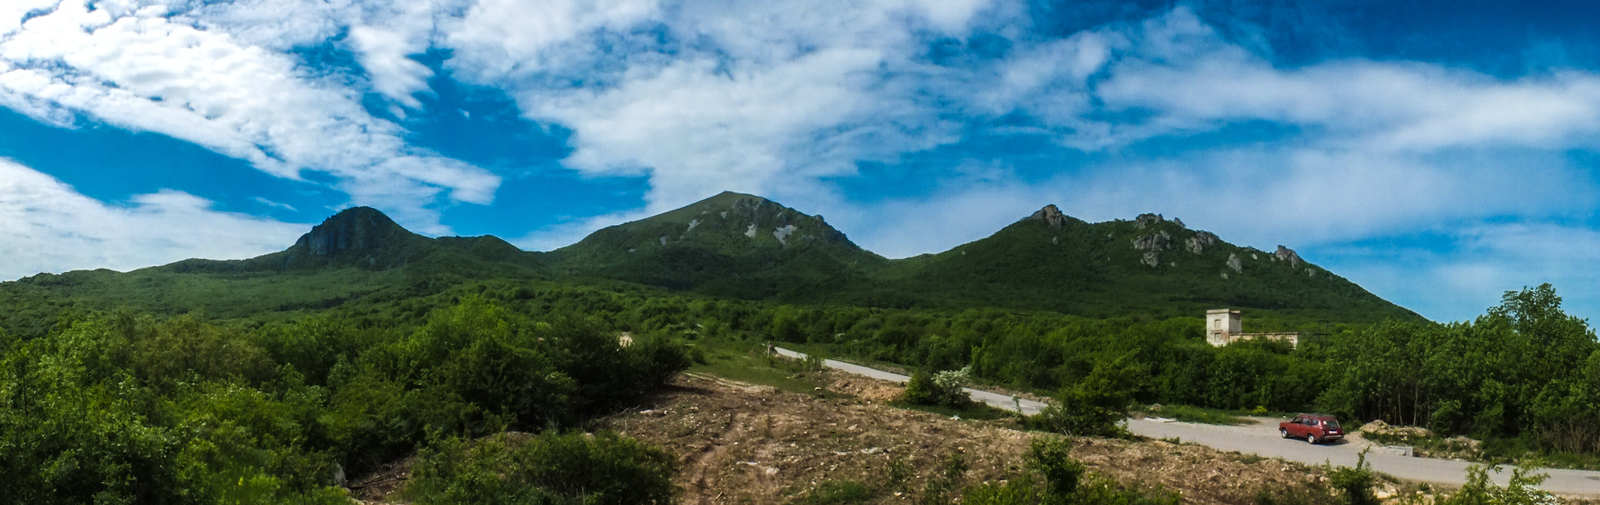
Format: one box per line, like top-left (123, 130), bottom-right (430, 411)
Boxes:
top-left (4, 0), bottom-right (1600, 323)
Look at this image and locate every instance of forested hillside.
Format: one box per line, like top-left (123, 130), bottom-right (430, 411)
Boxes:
top-left (8, 195), bottom-right (1592, 504)
top-left (0, 193), bottom-right (1419, 340)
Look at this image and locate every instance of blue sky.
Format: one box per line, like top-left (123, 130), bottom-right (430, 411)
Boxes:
top-left (4, 0), bottom-right (1600, 323)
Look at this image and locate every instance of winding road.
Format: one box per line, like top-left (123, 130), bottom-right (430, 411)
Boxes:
top-left (773, 347), bottom-right (1600, 497)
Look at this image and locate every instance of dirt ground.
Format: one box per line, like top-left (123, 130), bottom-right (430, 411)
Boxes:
top-left (602, 371), bottom-right (1339, 505)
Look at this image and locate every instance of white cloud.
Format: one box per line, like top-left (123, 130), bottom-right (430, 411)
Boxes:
top-left (447, 0), bottom-right (1005, 214)
top-left (349, 26), bottom-right (434, 109)
top-left (0, 158), bottom-right (306, 280)
top-left (1083, 8), bottom-right (1600, 152)
top-left (443, 0), bottom-right (660, 83)
top-left (0, 0), bottom-right (498, 234)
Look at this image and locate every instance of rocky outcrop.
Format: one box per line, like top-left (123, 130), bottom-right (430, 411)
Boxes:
top-left (1172, 218), bottom-right (1186, 229)
top-left (1186, 232), bottom-right (1217, 255)
top-left (1134, 213), bottom-right (1163, 229)
top-left (1030, 204), bottom-right (1066, 229)
top-left (1226, 253), bottom-right (1242, 273)
top-left (1140, 251), bottom-right (1160, 267)
top-left (1133, 230), bottom-right (1172, 268)
top-left (1132, 231), bottom-right (1172, 251)
top-left (1274, 245), bottom-right (1303, 268)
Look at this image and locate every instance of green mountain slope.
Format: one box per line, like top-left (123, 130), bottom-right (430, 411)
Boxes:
top-left (868, 206), bottom-right (1415, 321)
top-left (546, 192), bottom-right (887, 300)
top-left (0, 196), bottom-right (1419, 338)
top-left (0, 207), bottom-right (551, 337)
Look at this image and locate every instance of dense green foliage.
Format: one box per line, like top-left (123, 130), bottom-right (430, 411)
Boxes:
top-left (0, 297), bottom-right (688, 504)
top-left (1442, 464), bottom-right (1552, 505)
top-left (1317, 284), bottom-right (1600, 456)
top-left (403, 431), bottom-right (677, 505)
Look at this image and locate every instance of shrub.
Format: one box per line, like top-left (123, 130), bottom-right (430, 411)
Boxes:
top-left (1325, 449), bottom-right (1377, 505)
top-left (1033, 357), bottom-right (1141, 437)
top-left (1442, 463), bottom-right (1552, 505)
top-left (962, 438), bottom-right (1179, 505)
top-left (404, 431), bottom-right (678, 505)
top-left (901, 366), bottom-right (972, 407)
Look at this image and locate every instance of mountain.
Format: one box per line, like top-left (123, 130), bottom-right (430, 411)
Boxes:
top-left (0, 208), bottom-right (550, 337)
top-left (546, 192), bottom-right (886, 300)
top-left (0, 196), bottom-right (1419, 338)
top-left (162, 207), bottom-right (539, 273)
top-left (868, 206), bottom-right (1414, 321)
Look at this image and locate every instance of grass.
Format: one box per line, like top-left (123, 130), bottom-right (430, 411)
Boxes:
top-left (887, 399), bottom-right (1021, 422)
top-left (1142, 404), bottom-right (1257, 425)
top-left (687, 338), bottom-right (842, 397)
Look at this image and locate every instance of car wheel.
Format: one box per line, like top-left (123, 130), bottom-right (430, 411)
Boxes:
top-left (1280, 428), bottom-right (1289, 439)
top-left (1306, 434), bottom-right (1317, 444)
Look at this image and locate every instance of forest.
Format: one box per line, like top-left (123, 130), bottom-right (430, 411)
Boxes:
top-left (2, 274), bottom-right (1595, 502)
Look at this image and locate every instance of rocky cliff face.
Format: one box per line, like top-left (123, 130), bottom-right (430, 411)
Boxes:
top-left (275, 206), bottom-right (438, 270)
top-left (293, 207), bottom-right (411, 258)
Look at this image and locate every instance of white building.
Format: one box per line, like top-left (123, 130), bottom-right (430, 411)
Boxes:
top-left (1205, 309), bottom-right (1298, 347)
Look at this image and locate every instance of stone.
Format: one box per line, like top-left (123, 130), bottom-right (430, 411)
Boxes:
top-left (1186, 231), bottom-right (1217, 254)
top-left (1134, 213), bottom-right (1163, 229)
top-left (1274, 245), bottom-right (1303, 267)
top-left (1132, 231), bottom-right (1172, 251)
top-left (1141, 251), bottom-right (1161, 267)
top-left (1226, 253), bottom-right (1243, 273)
top-left (1030, 204), bottom-right (1066, 229)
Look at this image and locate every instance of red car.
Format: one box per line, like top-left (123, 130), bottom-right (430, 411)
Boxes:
top-left (1280, 414), bottom-right (1344, 444)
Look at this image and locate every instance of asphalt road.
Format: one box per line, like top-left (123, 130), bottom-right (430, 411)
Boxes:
top-left (772, 347), bottom-right (1048, 415)
top-left (1126, 417), bottom-right (1600, 498)
top-left (774, 346), bottom-right (1600, 497)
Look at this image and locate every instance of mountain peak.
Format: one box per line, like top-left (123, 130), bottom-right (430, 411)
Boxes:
top-left (1029, 204), bottom-right (1066, 228)
top-left (292, 206), bottom-right (417, 259)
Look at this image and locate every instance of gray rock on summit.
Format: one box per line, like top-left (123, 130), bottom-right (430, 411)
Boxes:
top-left (1274, 245), bottom-right (1303, 268)
top-left (1030, 204), bottom-right (1066, 229)
top-left (1134, 213), bottom-right (1163, 229)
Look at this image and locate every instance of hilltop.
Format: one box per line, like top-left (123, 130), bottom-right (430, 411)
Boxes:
top-left (0, 193), bottom-right (1419, 338)
top-left (546, 192), bottom-right (886, 300)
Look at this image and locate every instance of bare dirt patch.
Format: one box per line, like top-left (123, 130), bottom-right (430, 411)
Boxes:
top-left (605, 372), bottom-right (1334, 504)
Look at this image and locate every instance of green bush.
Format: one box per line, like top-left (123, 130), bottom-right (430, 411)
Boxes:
top-left (1033, 357), bottom-right (1141, 438)
top-left (403, 431), bottom-right (678, 505)
top-left (1325, 450), bottom-right (1376, 505)
top-left (962, 438), bottom-right (1179, 505)
top-left (1441, 464), bottom-right (1552, 505)
top-left (901, 366), bottom-right (972, 407)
